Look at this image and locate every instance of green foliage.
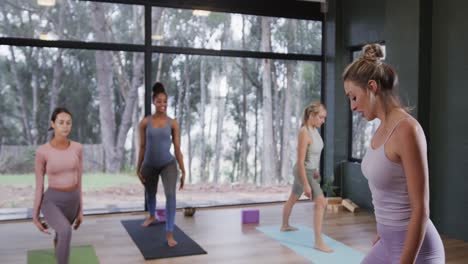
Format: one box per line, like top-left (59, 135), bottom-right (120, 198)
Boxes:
top-left (322, 174), bottom-right (339, 197)
top-left (121, 159), bottom-right (137, 175)
top-left (0, 147), bottom-right (36, 174)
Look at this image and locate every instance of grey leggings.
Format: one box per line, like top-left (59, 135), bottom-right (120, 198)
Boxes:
top-left (141, 159), bottom-right (179, 232)
top-left (41, 188), bottom-right (80, 264)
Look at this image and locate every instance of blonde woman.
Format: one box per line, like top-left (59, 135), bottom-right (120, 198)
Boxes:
top-left (281, 101), bottom-right (332, 253)
top-left (343, 43), bottom-right (444, 263)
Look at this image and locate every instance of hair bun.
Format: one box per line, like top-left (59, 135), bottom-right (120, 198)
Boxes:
top-left (362, 43), bottom-right (384, 62)
top-left (152, 82), bottom-right (165, 94)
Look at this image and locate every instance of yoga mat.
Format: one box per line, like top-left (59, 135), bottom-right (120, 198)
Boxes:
top-left (27, 245), bottom-right (99, 264)
top-left (121, 219), bottom-right (207, 260)
top-left (257, 225), bottom-right (364, 264)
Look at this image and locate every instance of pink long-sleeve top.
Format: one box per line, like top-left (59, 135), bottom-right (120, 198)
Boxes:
top-left (33, 141), bottom-right (83, 218)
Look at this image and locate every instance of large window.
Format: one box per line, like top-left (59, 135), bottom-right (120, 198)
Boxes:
top-left (0, 46), bottom-right (146, 215)
top-left (0, 0), bottom-right (144, 44)
top-left (151, 7), bottom-right (322, 54)
top-left (0, 1), bottom-right (323, 219)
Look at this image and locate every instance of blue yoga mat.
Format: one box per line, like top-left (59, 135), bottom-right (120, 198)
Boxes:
top-left (257, 225), bottom-right (364, 264)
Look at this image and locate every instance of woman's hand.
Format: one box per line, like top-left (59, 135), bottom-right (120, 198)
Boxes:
top-left (33, 218), bottom-right (50, 234)
top-left (137, 169), bottom-right (145, 185)
top-left (73, 213), bottom-right (83, 230)
top-left (372, 234), bottom-right (381, 246)
top-left (303, 185), bottom-right (312, 199)
top-left (313, 170), bottom-right (320, 180)
top-left (179, 171), bottom-right (186, 190)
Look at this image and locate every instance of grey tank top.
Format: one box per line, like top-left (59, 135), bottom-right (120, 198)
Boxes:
top-left (143, 116), bottom-right (174, 168)
top-left (361, 118), bottom-right (412, 227)
top-left (304, 127), bottom-right (323, 170)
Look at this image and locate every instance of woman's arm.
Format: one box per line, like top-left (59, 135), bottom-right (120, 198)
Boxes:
top-left (74, 144), bottom-right (84, 230)
top-left (397, 121), bottom-right (429, 264)
top-left (78, 144), bottom-right (83, 214)
top-left (136, 118), bottom-right (147, 184)
top-left (33, 149), bottom-right (48, 233)
top-left (297, 128), bottom-right (312, 197)
top-left (171, 119), bottom-right (186, 190)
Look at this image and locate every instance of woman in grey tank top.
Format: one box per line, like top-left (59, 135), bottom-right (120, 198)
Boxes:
top-left (281, 101), bottom-right (333, 253)
top-left (136, 82), bottom-right (187, 247)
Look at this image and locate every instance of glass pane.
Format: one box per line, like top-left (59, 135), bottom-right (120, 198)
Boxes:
top-left (0, 1), bottom-right (144, 44)
top-left (0, 45), bottom-right (145, 219)
top-left (150, 53), bottom-right (321, 207)
top-left (152, 7), bottom-right (322, 54)
top-left (351, 113), bottom-right (380, 159)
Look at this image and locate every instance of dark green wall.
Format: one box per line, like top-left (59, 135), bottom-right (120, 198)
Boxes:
top-left (429, 0), bottom-right (468, 241)
top-left (341, 162), bottom-right (373, 209)
top-left (331, 0), bottom-right (468, 241)
top-left (332, 0), bottom-right (388, 211)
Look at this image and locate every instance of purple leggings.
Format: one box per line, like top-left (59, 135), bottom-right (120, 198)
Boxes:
top-left (361, 220), bottom-right (445, 264)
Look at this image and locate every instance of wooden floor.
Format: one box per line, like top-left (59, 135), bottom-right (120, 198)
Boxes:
top-left (1, 202), bottom-right (467, 264)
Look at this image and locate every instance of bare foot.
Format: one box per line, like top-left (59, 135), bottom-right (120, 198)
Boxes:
top-left (166, 232), bottom-right (178, 247)
top-left (314, 241), bottom-right (333, 253)
top-left (280, 225), bottom-right (299, 232)
top-left (141, 216), bottom-right (156, 227)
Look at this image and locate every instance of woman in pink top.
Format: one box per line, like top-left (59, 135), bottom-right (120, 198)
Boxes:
top-left (343, 44), bottom-right (445, 264)
top-left (33, 107), bottom-right (83, 264)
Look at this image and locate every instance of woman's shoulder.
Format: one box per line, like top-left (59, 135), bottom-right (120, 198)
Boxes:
top-left (299, 126), bottom-right (315, 134)
top-left (70, 140), bottom-right (83, 150)
top-left (393, 114), bottom-right (424, 144)
top-left (298, 126), bottom-right (312, 140)
top-left (36, 143), bottom-right (50, 154)
top-left (393, 112), bottom-right (420, 130)
top-left (169, 116), bottom-right (178, 127)
top-left (139, 116), bottom-right (149, 128)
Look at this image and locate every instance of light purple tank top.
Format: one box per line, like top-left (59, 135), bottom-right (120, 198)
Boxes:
top-left (361, 118), bottom-right (412, 227)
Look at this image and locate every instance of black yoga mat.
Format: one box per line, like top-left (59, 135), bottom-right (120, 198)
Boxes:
top-left (121, 219), bottom-right (207, 260)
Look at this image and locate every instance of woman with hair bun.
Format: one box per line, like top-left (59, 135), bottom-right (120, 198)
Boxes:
top-left (33, 107), bottom-right (83, 264)
top-left (136, 82), bottom-right (186, 247)
top-left (343, 44), bottom-right (445, 263)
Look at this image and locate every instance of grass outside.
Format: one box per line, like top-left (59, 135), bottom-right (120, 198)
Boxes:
top-left (0, 173), bottom-right (139, 191)
top-left (0, 173), bottom-right (291, 211)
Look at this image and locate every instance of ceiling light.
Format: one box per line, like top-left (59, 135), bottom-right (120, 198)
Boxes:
top-left (39, 32), bottom-right (58, 41)
top-left (37, 0), bottom-right (56, 6)
top-left (192, 10), bottom-right (210, 17)
top-left (151, 35), bottom-right (164, 41)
